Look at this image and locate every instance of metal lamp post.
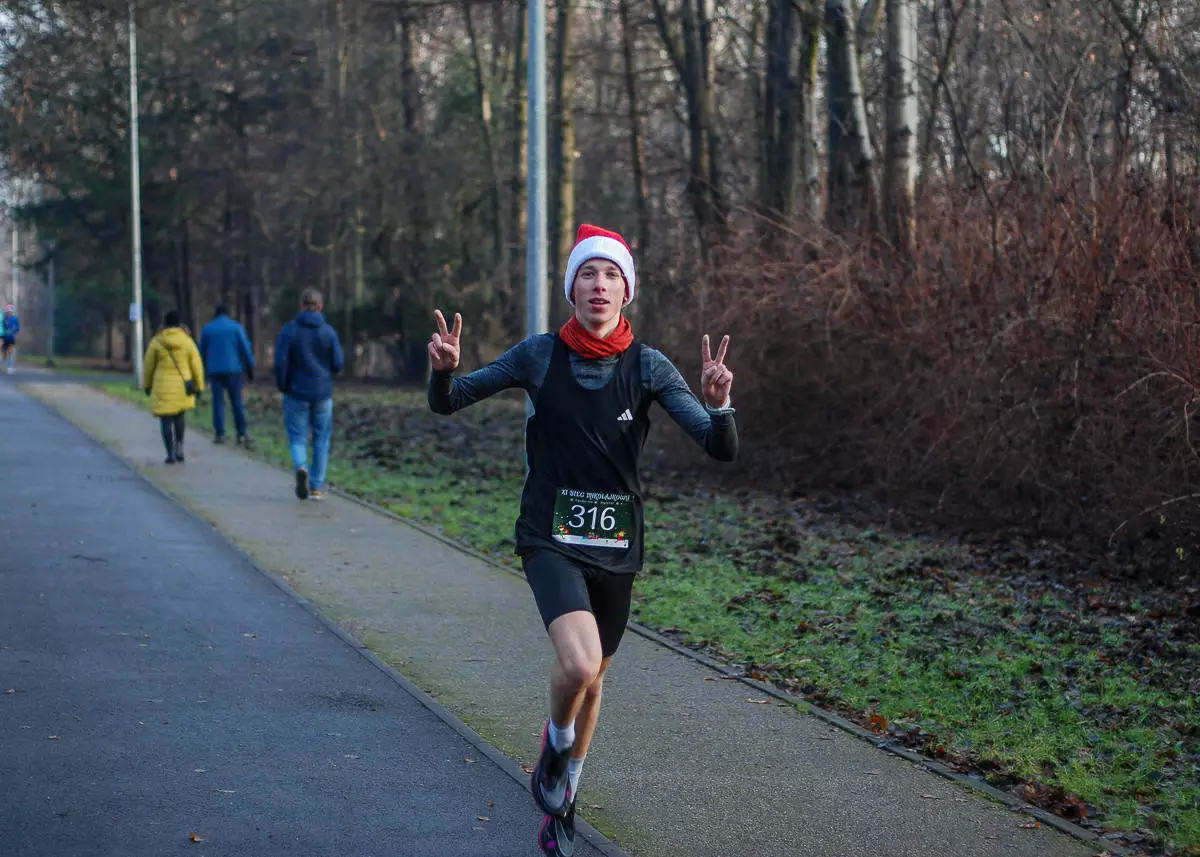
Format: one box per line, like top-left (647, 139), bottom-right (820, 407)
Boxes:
top-left (129, 0), bottom-right (145, 387)
top-left (526, 0), bottom-right (548, 342)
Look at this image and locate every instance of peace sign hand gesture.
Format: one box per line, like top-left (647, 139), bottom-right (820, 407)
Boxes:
top-left (428, 310), bottom-right (463, 373)
top-left (701, 334), bottom-right (733, 409)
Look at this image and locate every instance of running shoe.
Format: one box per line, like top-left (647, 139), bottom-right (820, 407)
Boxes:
top-left (530, 721), bottom-right (573, 817)
top-left (538, 799), bottom-right (577, 856)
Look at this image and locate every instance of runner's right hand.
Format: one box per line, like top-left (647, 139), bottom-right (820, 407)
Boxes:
top-left (428, 309), bottom-right (462, 372)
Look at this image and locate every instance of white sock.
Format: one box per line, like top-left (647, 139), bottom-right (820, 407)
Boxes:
top-left (568, 756), bottom-right (585, 796)
top-left (548, 719), bottom-right (575, 752)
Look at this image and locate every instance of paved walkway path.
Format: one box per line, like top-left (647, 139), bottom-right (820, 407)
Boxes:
top-left (0, 381), bottom-right (608, 856)
top-left (24, 380), bottom-right (1103, 857)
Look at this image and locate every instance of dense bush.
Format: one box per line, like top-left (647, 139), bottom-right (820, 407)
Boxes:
top-left (693, 180), bottom-right (1200, 572)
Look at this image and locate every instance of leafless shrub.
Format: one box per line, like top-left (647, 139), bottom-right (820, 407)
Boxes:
top-left (689, 179), bottom-right (1200, 573)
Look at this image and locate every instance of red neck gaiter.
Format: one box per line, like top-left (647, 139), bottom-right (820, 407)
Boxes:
top-left (558, 315), bottom-right (634, 359)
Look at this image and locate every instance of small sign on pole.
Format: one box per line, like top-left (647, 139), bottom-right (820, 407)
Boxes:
top-left (129, 303), bottom-right (141, 323)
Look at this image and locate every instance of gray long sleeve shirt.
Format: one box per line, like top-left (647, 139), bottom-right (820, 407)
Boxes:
top-left (428, 334), bottom-right (738, 462)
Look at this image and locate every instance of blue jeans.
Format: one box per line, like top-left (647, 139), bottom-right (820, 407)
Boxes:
top-left (283, 395), bottom-right (333, 490)
top-left (209, 373), bottom-right (248, 439)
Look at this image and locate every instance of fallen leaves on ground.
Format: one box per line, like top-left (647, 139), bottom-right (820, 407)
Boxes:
top-left (189, 832), bottom-right (204, 843)
top-left (1013, 783), bottom-right (1089, 821)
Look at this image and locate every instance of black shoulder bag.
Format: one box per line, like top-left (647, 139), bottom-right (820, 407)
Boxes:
top-left (164, 344), bottom-right (198, 397)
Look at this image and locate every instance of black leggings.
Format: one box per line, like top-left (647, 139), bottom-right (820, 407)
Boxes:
top-left (159, 412), bottom-right (186, 456)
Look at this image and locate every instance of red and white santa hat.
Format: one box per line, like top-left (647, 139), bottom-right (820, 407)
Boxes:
top-left (563, 224), bottom-right (636, 306)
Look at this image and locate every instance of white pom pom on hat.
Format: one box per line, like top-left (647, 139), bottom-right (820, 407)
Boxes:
top-left (563, 224), bottom-right (636, 306)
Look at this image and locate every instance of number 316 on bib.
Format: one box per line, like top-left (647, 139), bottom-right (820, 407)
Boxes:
top-left (552, 488), bottom-right (634, 549)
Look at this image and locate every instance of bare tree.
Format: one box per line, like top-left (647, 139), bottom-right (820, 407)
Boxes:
top-left (825, 0), bottom-right (877, 232)
top-left (884, 0), bottom-right (919, 250)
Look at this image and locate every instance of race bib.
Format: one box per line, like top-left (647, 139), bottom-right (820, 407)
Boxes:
top-left (552, 488), bottom-right (635, 549)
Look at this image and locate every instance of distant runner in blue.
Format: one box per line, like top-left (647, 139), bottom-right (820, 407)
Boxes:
top-left (428, 224), bottom-right (738, 856)
top-left (2, 303), bottom-right (20, 374)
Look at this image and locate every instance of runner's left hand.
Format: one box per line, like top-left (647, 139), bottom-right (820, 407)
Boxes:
top-left (701, 334), bottom-right (733, 408)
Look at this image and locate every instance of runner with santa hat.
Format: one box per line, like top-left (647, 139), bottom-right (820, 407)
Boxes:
top-left (428, 224), bottom-right (737, 856)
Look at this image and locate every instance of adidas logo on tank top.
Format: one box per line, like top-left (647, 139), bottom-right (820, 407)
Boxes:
top-left (617, 409), bottom-right (634, 422)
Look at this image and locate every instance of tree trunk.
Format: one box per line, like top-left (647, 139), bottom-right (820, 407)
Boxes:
top-left (680, 0), bottom-right (713, 226)
top-left (506, 0), bottom-right (528, 331)
top-left (750, 1), bottom-right (766, 198)
top-left (650, 0), bottom-right (725, 230)
top-left (464, 2), bottom-right (504, 270)
top-left (884, 0), bottom-right (918, 252)
top-left (697, 0), bottom-right (722, 224)
top-left (825, 0), bottom-right (876, 233)
top-left (177, 216), bottom-right (194, 328)
top-left (761, 0), bottom-right (799, 217)
top-left (242, 254), bottom-right (257, 360)
top-left (401, 10), bottom-right (429, 380)
top-left (799, 24), bottom-right (822, 221)
top-left (1163, 103), bottom-right (1178, 229)
top-left (619, 0), bottom-right (651, 258)
top-left (918, 0), bottom-right (965, 198)
top-left (548, 0), bottom-right (576, 298)
top-left (1107, 50), bottom-right (1132, 177)
top-left (221, 197), bottom-right (233, 308)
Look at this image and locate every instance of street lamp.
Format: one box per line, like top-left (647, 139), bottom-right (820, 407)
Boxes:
top-left (526, 0), bottom-right (547, 342)
top-left (522, 0), bottom-right (547, 441)
top-left (9, 209), bottom-right (16, 310)
top-left (128, 0), bottom-right (145, 387)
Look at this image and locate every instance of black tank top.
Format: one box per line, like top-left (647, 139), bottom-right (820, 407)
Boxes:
top-left (516, 335), bottom-right (652, 573)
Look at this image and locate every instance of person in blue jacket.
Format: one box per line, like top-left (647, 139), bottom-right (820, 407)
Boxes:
top-left (2, 303), bottom-right (20, 374)
top-left (273, 288), bottom-right (343, 501)
top-left (199, 304), bottom-right (256, 446)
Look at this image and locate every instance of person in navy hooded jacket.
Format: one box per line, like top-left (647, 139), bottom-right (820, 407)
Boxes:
top-left (199, 304), bottom-right (256, 446)
top-left (274, 288), bottom-right (343, 500)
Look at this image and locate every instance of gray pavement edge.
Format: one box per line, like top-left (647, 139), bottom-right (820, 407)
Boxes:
top-left (18, 386), bottom-right (630, 857)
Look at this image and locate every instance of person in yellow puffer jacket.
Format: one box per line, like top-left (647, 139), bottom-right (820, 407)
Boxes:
top-left (144, 309), bottom-right (206, 464)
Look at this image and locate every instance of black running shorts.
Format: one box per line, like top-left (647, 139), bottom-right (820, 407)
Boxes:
top-left (521, 550), bottom-right (635, 658)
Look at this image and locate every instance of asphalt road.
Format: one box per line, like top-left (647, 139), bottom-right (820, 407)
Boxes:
top-left (0, 384), bottom-right (601, 857)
